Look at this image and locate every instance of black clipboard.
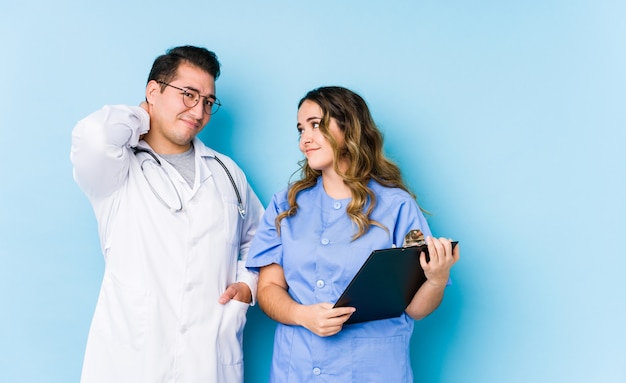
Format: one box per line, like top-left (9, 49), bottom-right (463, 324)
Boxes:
top-left (333, 241), bottom-right (458, 325)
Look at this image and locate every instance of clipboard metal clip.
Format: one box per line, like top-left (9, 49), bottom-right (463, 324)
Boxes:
top-left (402, 229), bottom-right (425, 248)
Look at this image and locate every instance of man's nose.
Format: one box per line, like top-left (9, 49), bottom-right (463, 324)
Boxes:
top-left (190, 99), bottom-right (205, 118)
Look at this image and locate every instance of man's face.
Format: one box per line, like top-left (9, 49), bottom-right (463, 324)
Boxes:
top-left (145, 62), bottom-right (216, 154)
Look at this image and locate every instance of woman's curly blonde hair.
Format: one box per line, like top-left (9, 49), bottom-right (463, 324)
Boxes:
top-left (276, 86), bottom-right (417, 241)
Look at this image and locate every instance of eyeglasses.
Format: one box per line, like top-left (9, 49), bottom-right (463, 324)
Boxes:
top-left (157, 80), bottom-right (221, 115)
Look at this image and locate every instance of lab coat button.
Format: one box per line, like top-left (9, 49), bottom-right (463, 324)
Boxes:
top-left (313, 367), bottom-right (321, 375)
top-left (316, 280), bottom-right (325, 288)
top-left (321, 238), bottom-right (329, 245)
top-left (180, 325), bottom-right (187, 334)
top-left (185, 283), bottom-right (193, 292)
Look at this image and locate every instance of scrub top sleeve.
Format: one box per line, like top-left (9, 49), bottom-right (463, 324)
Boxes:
top-left (245, 193), bottom-right (285, 270)
top-left (396, 199), bottom-right (453, 286)
top-left (393, 199), bottom-right (432, 247)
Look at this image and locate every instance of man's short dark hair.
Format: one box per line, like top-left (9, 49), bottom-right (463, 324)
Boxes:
top-left (147, 45), bottom-right (221, 85)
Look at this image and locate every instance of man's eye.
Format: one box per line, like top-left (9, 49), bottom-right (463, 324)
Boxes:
top-left (203, 98), bottom-right (214, 107)
top-left (183, 91), bottom-right (196, 100)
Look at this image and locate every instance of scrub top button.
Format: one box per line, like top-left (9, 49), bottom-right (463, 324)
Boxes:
top-left (313, 367), bottom-right (321, 375)
top-left (316, 280), bottom-right (325, 288)
top-left (321, 238), bottom-right (330, 245)
top-left (333, 202), bottom-right (341, 209)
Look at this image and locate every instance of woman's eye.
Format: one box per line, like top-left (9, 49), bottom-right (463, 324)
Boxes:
top-left (312, 122), bottom-right (320, 129)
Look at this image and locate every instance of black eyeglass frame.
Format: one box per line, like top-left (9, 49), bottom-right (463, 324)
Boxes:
top-left (157, 80), bottom-right (222, 115)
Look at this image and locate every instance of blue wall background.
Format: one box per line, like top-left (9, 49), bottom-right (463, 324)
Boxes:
top-left (1, 1), bottom-right (624, 382)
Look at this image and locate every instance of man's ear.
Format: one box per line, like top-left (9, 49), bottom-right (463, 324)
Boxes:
top-left (145, 80), bottom-right (160, 104)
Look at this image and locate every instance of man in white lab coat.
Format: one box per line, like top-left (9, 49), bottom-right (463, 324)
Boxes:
top-left (70, 45), bottom-right (264, 382)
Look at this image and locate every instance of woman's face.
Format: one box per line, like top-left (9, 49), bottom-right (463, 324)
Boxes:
top-left (297, 100), bottom-right (346, 174)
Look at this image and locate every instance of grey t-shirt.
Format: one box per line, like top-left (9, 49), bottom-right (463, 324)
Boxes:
top-left (161, 145), bottom-right (195, 187)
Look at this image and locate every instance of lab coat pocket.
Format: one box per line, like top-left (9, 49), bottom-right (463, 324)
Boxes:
top-left (91, 271), bottom-right (149, 350)
top-left (351, 335), bottom-right (409, 382)
top-left (217, 298), bottom-right (249, 365)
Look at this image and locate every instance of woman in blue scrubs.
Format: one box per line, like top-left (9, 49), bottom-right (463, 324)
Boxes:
top-left (246, 86), bottom-right (460, 382)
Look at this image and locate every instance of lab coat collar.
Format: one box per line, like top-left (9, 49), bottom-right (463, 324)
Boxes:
top-left (192, 137), bottom-right (219, 160)
top-left (134, 138), bottom-right (219, 197)
top-left (192, 137), bottom-right (218, 186)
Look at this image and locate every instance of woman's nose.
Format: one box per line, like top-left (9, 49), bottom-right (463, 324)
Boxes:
top-left (300, 129), bottom-right (312, 143)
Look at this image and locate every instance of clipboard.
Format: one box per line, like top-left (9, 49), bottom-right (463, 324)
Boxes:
top-left (333, 241), bottom-right (458, 325)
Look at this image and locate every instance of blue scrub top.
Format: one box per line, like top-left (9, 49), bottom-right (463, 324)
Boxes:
top-left (247, 177), bottom-right (431, 383)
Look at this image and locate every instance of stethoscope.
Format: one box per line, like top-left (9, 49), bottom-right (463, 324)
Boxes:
top-left (132, 146), bottom-right (245, 218)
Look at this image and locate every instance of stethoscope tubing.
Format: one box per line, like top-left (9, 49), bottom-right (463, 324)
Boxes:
top-left (132, 146), bottom-right (246, 218)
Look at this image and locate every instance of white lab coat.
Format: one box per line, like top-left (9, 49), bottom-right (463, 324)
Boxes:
top-left (70, 105), bottom-right (264, 383)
